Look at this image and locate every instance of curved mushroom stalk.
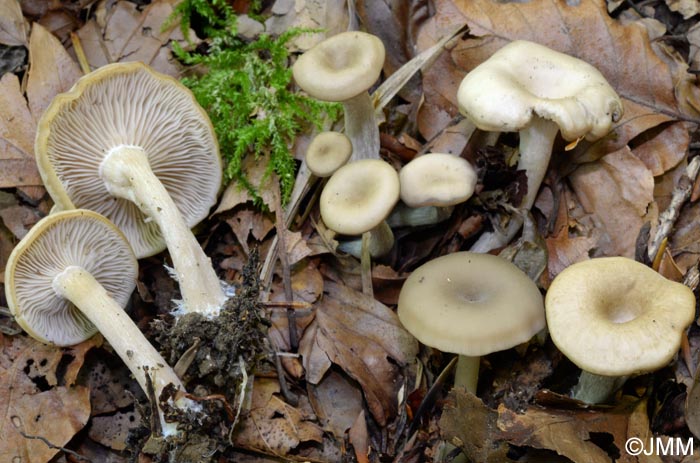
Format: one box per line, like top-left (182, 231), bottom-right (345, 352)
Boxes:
top-left (343, 92), bottom-right (380, 160)
top-left (52, 265), bottom-right (186, 434)
top-left (100, 145), bottom-right (226, 316)
top-left (470, 118), bottom-right (560, 252)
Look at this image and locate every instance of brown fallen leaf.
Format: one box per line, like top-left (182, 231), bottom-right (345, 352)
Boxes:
top-left (89, 410), bottom-right (142, 451)
top-left (0, 0), bottom-right (28, 46)
top-left (298, 281), bottom-right (418, 425)
top-left (307, 369), bottom-right (365, 438)
top-left (349, 410), bottom-right (370, 463)
top-left (0, 333), bottom-right (98, 463)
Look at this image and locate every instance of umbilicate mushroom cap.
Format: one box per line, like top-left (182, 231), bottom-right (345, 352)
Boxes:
top-left (35, 61), bottom-right (221, 258)
top-left (292, 31), bottom-right (385, 102)
top-left (305, 131), bottom-right (353, 177)
top-left (545, 257), bottom-right (695, 376)
top-left (399, 153), bottom-right (477, 207)
top-left (5, 209), bottom-right (137, 346)
top-left (398, 252), bottom-right (545, 357)
top-left (320, 159), bottom-right (399, 235)
top-left (457, 40), bottom-right (623, 141)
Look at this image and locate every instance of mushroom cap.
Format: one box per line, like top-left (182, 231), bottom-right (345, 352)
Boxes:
top-left (457, 40), bottom-right (623, 141)
top-left (398, 252), bottom-right (545, 357)
top-left (546, 257), bottom-right (695, 376)
top-left (35, 61), bottom-right (222, 258)
top-left (5, 209), bottom-right (138, 346)
top-left (292, 31), bottom-right (385, 102)
top-left (320, 159), bottom-right (400, 235)
top-left (305, 131), bottom-right (353, 177)
top-left (399, 153), bottom-right (477, 207)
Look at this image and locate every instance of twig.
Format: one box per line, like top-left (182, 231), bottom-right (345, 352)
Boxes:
top-left (272, 182), bottom-right (298, 351)
top-left (70, 32), bottom-right (91, 75)
top-left (648, 155), bottom-right (700, 263)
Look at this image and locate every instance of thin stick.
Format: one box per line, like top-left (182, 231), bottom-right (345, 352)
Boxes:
top-left (272, 182), bottom-right (298, 351)
top-left (70, 32), bottom-right (91, 75)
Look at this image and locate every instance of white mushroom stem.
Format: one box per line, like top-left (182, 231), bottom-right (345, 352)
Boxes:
top-left (337, 221), bottom-right (394, 258)
top-left (571, 371), bottom-right (629, 404)
top-left (454, 355), bottom-right (480, 394)
top-left (100, 145), bottom-right (226, 316)
top-left (52, 265), bottom-right (185, 436)
top-left (470, 118), bottom-right (560, 252)
top-left (344, 92), bottom-right (380, 160)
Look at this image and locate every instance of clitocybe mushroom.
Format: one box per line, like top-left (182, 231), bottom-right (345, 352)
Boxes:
top-left (35, 61), bottom-right (226, 317)
top-left (5, 210), bottom-right (188, 436)
top-left (305, 131), bottom-right (353, 177)
top-left (458, 40), bottom-right (623, 252)
top-left (398, 251), bottom-right (545, 393)
top-left (292, 31), bottom-right (385, 160)
top-left (399, 153), bottom-right (477, 208)
top-left (546, 257), bottom-right (695, 403)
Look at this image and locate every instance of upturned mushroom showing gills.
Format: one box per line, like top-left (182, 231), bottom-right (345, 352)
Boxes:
top-left (546, 257), bottom-right (695, 404)
top-left (458, 40), bottom-right (623, 252)
top-left (292, 31), bottom-right (385, 160)
top-left (35, 61), bottom-right (226, 317)
top-left (5, 210), bottom-right (187, 436)
top-left (398, 252), bottom-right (545, 394)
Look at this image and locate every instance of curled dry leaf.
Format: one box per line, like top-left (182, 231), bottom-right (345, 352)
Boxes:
top-left (299, 281), bottom-right (418, 425)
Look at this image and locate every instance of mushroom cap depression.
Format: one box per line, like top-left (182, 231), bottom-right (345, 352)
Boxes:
top-left (292, 31), bottom-right (385, 102)
top-left (35, 61), bottom-right (221, 258)
top-left (5, 209), bottom-right (137, 346)
top-left (305, 131), bottom-right (353, 177)
top-left (398, 252), bottom-right (545, 357)
top-left (546, 257), bottom-right (696, 376)
top-left (399, 153), bottom-right (477, 207)
top-left (457, 40), bottom-right (623, 141)
top-left (320, 159), bottom-right (400, 235)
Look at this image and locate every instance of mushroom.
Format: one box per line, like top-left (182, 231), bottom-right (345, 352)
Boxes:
top-left (35, 62), bottom-right (226, 317)
top-left (305, 131), bottom-right (353, 178)
top-left (292, 31), bottom-right (385, 160)
top-left (5, 209), bottom-right (188, 435)
top-left (398, 251), bottom-right (545, 393)
top-left (458, 40), bottom-right (623, 252)
top-left (546, 257), bottom-right (695, 403)
top-left (399, 153), bottom-right (477, 207)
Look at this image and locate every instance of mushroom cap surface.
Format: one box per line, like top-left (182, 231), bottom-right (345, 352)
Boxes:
top-left (546, 257), bottom-right (695, 376)
top-left (398, 252), bottom-right (545, 357)
top-left (5, 209), bottom-right (138, 346)
top-left (457, 40), bottom-right (623, 141)
top-left (399, 153), bottom-right (477, 207)
top-left (292, 31), bottom-right (385, 102)
top-left (35, 61), bottom-right (221, 258)
top-left (320, 159), bottom-right (399, 235)
top-left (305, 131), bottom-right (353, 177)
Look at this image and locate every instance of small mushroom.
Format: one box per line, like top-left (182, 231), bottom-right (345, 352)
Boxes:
top-left (305, 131), bottom-right (353, 178)
top-left (546, 257), bottom-right (695, 403)
top-left (292, 31), bottom-right (385, 160)
top-left (398, 251), bottom-right (545, 393)
top-left (5, 210), bottom-right (187, 435)
top-left (458, 40), bottom-right (623, 252)
top-left (35, 62), bottom-right (226, 316)
top-left (399, 153), bottom-right (477, 208)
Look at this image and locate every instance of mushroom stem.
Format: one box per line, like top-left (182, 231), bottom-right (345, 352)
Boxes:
top-left (571, 370), bottom-right (628, 404)
top-left (454, 355), bottom-right (480, 394)
top-left (337, 221), bottom-right (395, 258)
top-left (52, 265), bottom-right (184, 435)
top-left (343, 92), bottom-right (380, 160)
top-left (100, 146), bottom-right (226, 316)
top-left (470, 118), bottom-right (560, 252)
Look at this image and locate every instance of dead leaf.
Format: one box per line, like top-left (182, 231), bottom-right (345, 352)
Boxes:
top-left (215, 154), bottom-right (278, 214)
top-left (0, 204), bottom-right (41, 239)
top-left (665, 0), bottom-right (700, 19)
top-left (630, 121), bottom-right (689, 176)
top-left (264, 0), bottom-right (348, 51)
top-left (234, 377), bottom-right (324, 456)
top-left (307, 369), bottom-right (364, 437)
top-left (0, 0), bottom-right (28, 46)
top-left (569, 147), bottom-right (655, 257)
top-left (348, 410), bottom-right (370, 463)
top-left (0, 333), bottom-right (96, 463)
top-left (26, 22), bottom-right (82, 119)
top-left (298, 281), bottom-right (418, 425)
top-left (89, 410), bottom-right (142, 451)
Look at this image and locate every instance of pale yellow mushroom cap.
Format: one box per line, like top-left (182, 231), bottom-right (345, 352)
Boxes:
top-left (398, 252), bottom-right (545, 356)
top-left (320, 159), bottom-right (399, 235)
top-left (5, 210), bottom-right (137, 346)
top-left (292, 31), bottom-right (385, 102)
top-left (305, 131), bottom-right (353, 177)
top-left (545, 257), bottom-right (696, 376)
top-left (399, 153), bottom-right (477, 207)
top-left (457, 40), bottom-right (623, 141)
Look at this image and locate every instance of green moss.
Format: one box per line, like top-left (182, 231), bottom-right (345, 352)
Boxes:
top-left (167, 1), bottom-right (339, 205)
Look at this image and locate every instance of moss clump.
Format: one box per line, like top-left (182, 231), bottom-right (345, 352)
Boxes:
top-left (168, 1), bottom-right (339, 205)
